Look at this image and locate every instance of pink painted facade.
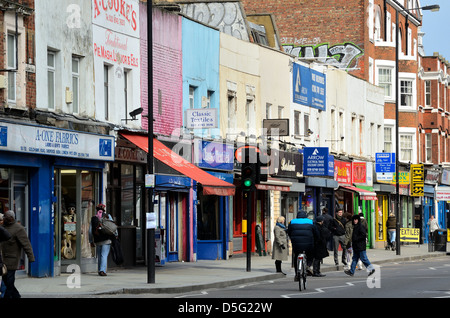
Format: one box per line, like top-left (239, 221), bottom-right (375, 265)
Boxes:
top-left (140, 5), bottom-right (183, 136)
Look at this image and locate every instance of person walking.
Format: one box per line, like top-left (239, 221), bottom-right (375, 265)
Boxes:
top-left (272, 216), bottom-right (288, 275)
top-left (343, 212), bottom-right (353, 268)
top-left (330, 208), bottom-right (348, 267)
top-left (427, 215), bottom-right (439, 243)
top-left (89, 204), bottom-right (116, 276)
top-left (287, 211), bottom-right (318, 280)
top-left (0, 213), bottom-right (11, 298)
top-left (386, 213), bottom-right (397, 250)
top-left (312, 215), bottom-right (330, 277)
top-left (344, 214), bottom-right (375, 277)
top-left (1, 210), bottom-right (35, 298)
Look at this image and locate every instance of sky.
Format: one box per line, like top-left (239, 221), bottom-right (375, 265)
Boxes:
top-left (419, 0), bottom-right (450, 59)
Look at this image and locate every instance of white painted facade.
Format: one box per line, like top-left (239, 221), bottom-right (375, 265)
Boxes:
top-left (34, 0), bottom-right (141, 129)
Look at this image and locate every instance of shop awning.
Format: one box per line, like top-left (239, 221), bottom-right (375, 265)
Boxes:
top-left (341, 185), bottom-right (377, 201)
top-left (120, 133), bottom-right (235, 196)
top-left (256, 178), bottom-right (291, 192)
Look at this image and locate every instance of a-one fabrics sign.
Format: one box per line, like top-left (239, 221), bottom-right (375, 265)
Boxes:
top-left (293, 62), bottom-right (326, 111)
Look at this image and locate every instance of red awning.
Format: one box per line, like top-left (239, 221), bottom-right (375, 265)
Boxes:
top-left (341, 185), bottom-right (377, 201)
top-left (120, 133), bottom-right (235, 196)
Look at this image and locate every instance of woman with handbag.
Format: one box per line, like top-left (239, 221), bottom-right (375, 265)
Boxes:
top-left (89, 204), bottom-right (117, 276)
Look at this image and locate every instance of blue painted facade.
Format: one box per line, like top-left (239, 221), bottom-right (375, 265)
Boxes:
top-left (181, 18), bottom-right (230, 260)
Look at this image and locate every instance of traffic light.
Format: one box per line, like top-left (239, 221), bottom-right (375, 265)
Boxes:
top-left (241, 147), bottom-right (257, 192)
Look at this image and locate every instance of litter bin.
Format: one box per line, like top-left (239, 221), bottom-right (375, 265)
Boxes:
top-left (434, 229), bottom-right (447, 252)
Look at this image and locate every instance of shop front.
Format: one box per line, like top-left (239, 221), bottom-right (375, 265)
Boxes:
top-left (0, 120), bottom-right (114, 277)
top-left (119, 133), bottom-right (235, 262)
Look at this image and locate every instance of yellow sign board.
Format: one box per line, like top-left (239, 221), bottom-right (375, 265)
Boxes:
top-left (400, 228), bottom-right (420, 243)
top-left (379, 171), bottom-right (410, 184)
top-left (410, 164), bottom-right (424, 197)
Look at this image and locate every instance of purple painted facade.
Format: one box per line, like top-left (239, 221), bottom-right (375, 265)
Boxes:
top-left (141, 5), bottom-right (183, 136)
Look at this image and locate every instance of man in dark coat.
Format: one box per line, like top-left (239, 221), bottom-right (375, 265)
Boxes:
top-left (1, 210), bottom-right (35, 298)
top-left (312, 215), bottom-right (330, 277)
top-left (330, 208), bottom-right (348, 266)
top-left (344, 214), bottom-right (375, 277)
top-left (287, 211), bottom-right (318, 279)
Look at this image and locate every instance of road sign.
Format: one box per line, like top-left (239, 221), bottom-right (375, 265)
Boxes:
top-left (375, 152), bottom-right (395, 173)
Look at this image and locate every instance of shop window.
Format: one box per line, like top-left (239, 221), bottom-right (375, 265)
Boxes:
top-left (198, 192), bottom-right (219, 240)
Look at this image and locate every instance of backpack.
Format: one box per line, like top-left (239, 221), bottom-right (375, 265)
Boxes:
top-left (99, 215), bottom-right (117, 236)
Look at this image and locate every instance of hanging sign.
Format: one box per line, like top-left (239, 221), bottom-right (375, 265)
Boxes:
top-left (410, 164), bottom-right (424, 197)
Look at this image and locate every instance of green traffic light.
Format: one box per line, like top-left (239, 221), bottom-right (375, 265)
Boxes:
top-left (243, 179), bottom-right (252, 187)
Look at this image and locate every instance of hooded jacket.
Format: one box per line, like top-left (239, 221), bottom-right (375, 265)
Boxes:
top-left (287, 211), bottom-right (318, 254)
top-left (351, 215), bottom-right (367, 252)
top-left (1, 219), bottom-right (35, 270)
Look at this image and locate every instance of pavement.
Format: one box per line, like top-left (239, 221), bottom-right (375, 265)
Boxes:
top-left (15, 243), bottom-right (450, 298)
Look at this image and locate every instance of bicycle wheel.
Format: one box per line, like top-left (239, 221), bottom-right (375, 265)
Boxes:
top-left (298, 260), bottom-right (304, 291)
top-left (302, 267), bottom-right (307, 290)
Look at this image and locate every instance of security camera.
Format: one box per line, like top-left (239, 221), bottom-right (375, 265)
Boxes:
top-left (129, 107), bottom-right (143, 119)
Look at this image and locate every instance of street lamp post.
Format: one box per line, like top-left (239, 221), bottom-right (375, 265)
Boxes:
top-left (394, 4), bottom-right (439, 255)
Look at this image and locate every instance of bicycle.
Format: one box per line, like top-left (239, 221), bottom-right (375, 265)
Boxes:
top-left (296, 252), bottom-right (307, 291)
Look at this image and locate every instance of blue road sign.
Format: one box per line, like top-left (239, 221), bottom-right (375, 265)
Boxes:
top-left (375, 152), bottom-right (395, 173)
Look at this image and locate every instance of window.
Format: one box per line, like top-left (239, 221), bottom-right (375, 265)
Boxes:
top-left (266, 103), bottom-right (272, 119)
top-left (400, 80), bottom-right (413, 107)
top-left (246, 98), bottom-right (255, 135)
top-left (378, 68), bottom-right (392, 98)
top-left (189, 86), bottom-right (195, 109)
top-left (7, 33), bottom-right (16, 102)
top-left (206, 90), bottom-right (213, 108)
top-left (72, 58), bottom-right (79, 113)
top-left (104, 65), bottom-right (110, 120)
top-left (227, 91), bottom-right (236, 131)
top-left (303, 114), bottom-right (310, 136)
top-left (48, 51), bottom-right (56, 109)
top-left (124, 69), bottom-right (128, 119)
top-left (384, 127), bottom-right (392, 153)
top-left (278, 106), bottom-right (284, 119)
top-left (400, 134), bottom-right (413, 161)
top-left (294, 111), bottom-right (301, 135)
top-left (425, 80), bottom-right (431, 106)
top-left (425, 133), bottom-right (432, 162)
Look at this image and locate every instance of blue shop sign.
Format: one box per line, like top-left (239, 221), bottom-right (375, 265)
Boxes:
top-left (293, 63), bottom-right (326, 111)
top-left (195, 140), bottom-right (234, 171)
top-left (303, 147), bottom-right (329, 176)
top-left (206, 170), bottom-right (234, 184)
top-left (155, 175), bottom-right (191, 191)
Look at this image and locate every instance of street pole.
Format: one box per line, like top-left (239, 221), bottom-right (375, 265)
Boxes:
top-left (147, 1), bottom-right (155, 284)
top-left (395, 9), bottom-right (401, 256)
top-left (246, 191), bottom-right (252, 272)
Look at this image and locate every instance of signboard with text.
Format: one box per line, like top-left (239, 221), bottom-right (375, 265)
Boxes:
top-left (410, 164), bottom-right (424, 197)
top-left (303, 147), bottom-right (329, 176)
top-left (293, 63), bottom-right (326, 111)
top-left (0, 121), bottom-right (114, 161)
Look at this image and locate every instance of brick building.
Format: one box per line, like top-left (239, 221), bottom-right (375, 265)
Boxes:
top-left (241, 0), bottom-right (425, 165)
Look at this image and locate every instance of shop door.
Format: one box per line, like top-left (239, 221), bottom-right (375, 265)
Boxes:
top-left (167, 194), bottom-right (179, 262)
top-left (0, 168), bottom-right (29, 273)
top-left (55, 169), bottom-right (99, 273)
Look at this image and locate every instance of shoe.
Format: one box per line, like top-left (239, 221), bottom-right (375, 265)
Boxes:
top-left (294, 275), bottom-right (299, 282)
top-left (313, 273), bottom-right (326, 277)
top-left (98, 271), bottom-right (107, 276)
top-left (306, 268), bottom-right (313, 276)
top-left (344, 270), bottom-right (354, 277)
top-left (277, 271), bottom-right (287, 275)
top-left (368, 269), bottom-right (375, 277)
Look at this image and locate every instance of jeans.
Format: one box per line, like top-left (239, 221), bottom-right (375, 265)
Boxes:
top-left (349, 250), bottom-right (373, 274)
top-left (96, 244), bottom-right (111, 273)
top-left (388, 230), bottom-right (396, 243)
top-left (2, 270), bottom-right (21, 298)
